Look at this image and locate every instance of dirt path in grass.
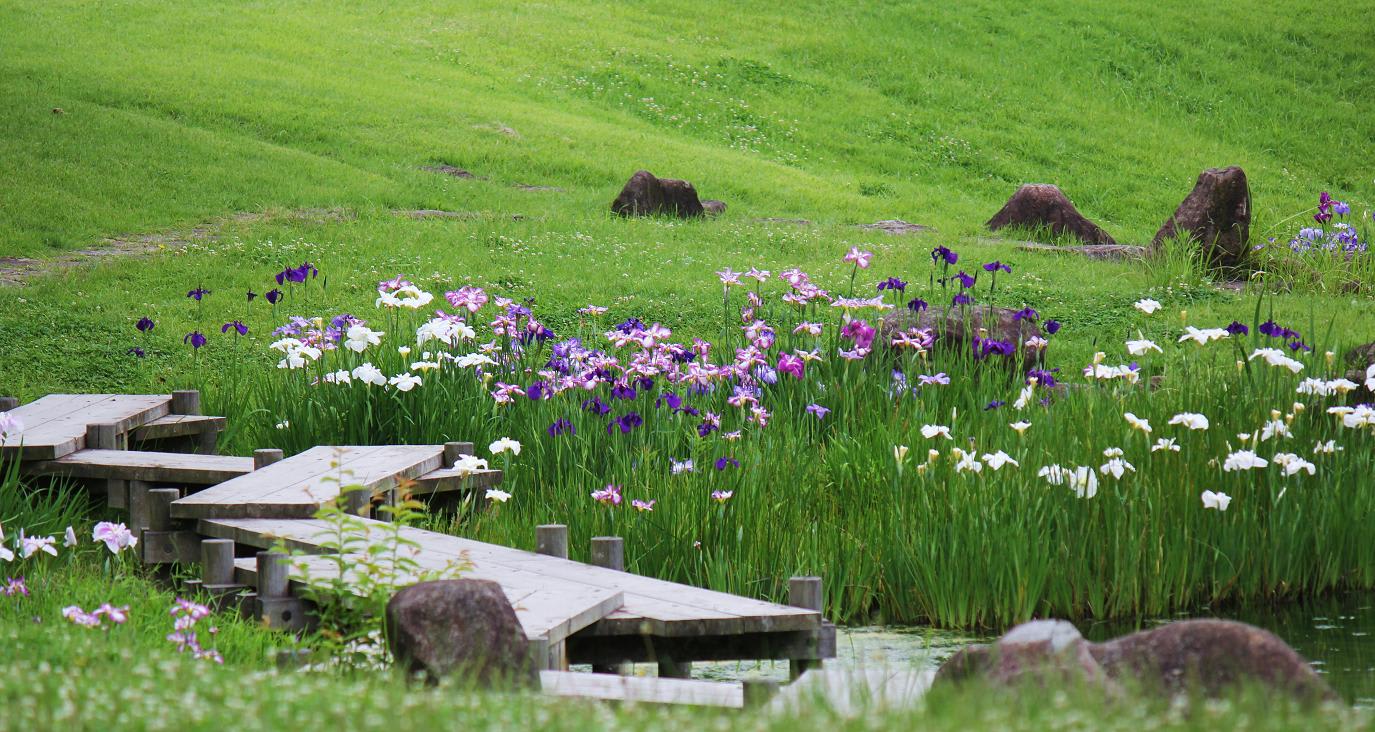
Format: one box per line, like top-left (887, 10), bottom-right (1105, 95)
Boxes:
top-left (0, 208), bottom-right (354, 287)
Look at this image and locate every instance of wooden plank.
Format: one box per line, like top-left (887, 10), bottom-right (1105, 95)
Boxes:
top-left (1, 395), bottom-right (171, 460)
top-left (408, 467), bottom-right (503, 496)
top-left (197, 518), bottom-right (818, 638)
top-left (227, 552), bottom-right (621, 644)
top-left (130, 414), bottom-right (226, 441)
top-left (170, 446), bottom-right (443, 519)
top-left (538, 671), bottom-right (744, 708)
top-left (25, 450), bottom-right (253, 485)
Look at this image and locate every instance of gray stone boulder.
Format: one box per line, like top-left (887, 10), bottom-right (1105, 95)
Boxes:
top-left (936, 619), bottom-right (1335, 702)
top-left (986, 184), bottom-right (1117, 245)
top-left (702, 199), bottom-right (727, 216)
top-left (1344, 341), bottom-right (1375, 401)
top-left (935, 620), bottom-right (1115, 691)
top-left (1151, 166), bottom-right (1250, 270)
top-left (385, 579), bottom-right (535, 687)
top-left (611, 170), bottom-right (709, 218)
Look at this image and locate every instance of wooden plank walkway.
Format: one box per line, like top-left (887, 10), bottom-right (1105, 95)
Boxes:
top-left (171, 446), bottom-right (444, 519)
top-left (226, 551), bottom-right (622, 645)
top-left (199, 517), bottom-right (820, 639)
top-left (25, 450), bottom-right (254, 485)
top-left (131, 414), bottom-right (226, 441)
top-left (538, 671), bottom-right (744, 708)
top-left (0, 394), bottom-right (170, 460)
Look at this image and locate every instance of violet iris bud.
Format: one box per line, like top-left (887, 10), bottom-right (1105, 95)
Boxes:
top-left (265, 289), bottom-right (284, 305)
top-left (714, 456), bottom-right (740, 471)
top-left (127, 347), bottom-right (146, 358)
top-left (247, 290), bottom-right (257, 302)
top-left (546, 418), bottom-right (574, 437)
top-left (187, 288), bottom-right (210, 301)
top-left (1225, 321), bottom-right (1249, 336)
top-left (906, 298), bottom-right (928, 313)
top-left (136, 317), bottom-right (155, 333)
top-left (1045, 320), bottom-right (1061, 335)
top-left (876, 277), bottom-right (907, 293)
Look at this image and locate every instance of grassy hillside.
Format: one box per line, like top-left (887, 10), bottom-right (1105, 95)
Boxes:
top-left (1, 0), bottom-right (1370, 257)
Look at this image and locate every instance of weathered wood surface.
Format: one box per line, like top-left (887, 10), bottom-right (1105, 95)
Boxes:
top-left (227, 553), bottom-right (622, 644)
top-left (0, 394), bottom-right (171, 460)
top-left (170, 446), bottom-right (444, 519)
top-left (131, 414), bottom-right (226, 441)
top-left (408, 466), bottom-right (504, 496)
top-left (25, 450), bottom-right (253, 485)
top-left (538, 671), bottom-right (744, 708)
top-left (200, 517), bottom-right (820, 638)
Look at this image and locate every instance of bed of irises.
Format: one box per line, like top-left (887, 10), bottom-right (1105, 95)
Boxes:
top-left (142, 236), bottom-right (1359, 630)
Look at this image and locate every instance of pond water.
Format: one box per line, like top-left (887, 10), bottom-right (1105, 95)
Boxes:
top-left (691, 592), bottom-right (1375, 706)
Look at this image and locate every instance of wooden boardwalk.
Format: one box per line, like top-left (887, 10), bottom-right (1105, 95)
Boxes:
top-left (2, 392), bottom-right (834, 705)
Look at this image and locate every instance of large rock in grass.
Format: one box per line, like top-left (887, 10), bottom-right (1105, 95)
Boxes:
top-left (1344, 341), bottom-right (1375, 401)
top-left (986, 184), bottom-right (1117, 245)
top-left (935, 619), bottom-right (1336, 702)
top-left (935, 620), bottom-right (1115, 691)
top-left (611, 170), bottom-right (708, 218)
top-left (385, 579), bottom-right (535, 687)
top-left (880, 305), bottom-right (1046, 368)
top-left (1151, 166), bottom-right (1251, 270)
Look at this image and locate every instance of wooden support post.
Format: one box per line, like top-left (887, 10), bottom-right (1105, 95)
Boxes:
top-left (590, 536), bottom-right (629, 675)
top-left (253, 448), bottom-right (284, 469)
top-left (201, 539), bottom-right (236, 586)
top-left (789, 576), bottom-right (824, 680)
top-left (528, 636), bottom-right (552, 674)
top-left (657, 658), bottom-right (692, 679)
top-left (145, 488), bottom-right (180, 531)
top-left (171, 390), bottom-right (202, 415)
top-left (343, 486), bottom-right (370, 518)
top-left (589, 537), bottom-right (624, 571)
top-left (257, 552), bottom-right (289, 599)
top-left (0, 397), bottom-right (17, 411)
top-left (126, 480), bottom-right (154, 531)
top-left (443, 441), bottom-right (474, 467)
top-left (254, 551), bottom-right (307, 631)
top-left (535, 525), bottom-right (568, 559)
top-left (742, 679), bottom-right (780, 709)
top-left (106, 479), bottom-right (129, 510)
top-left (86, 422), bottom-right (122, 451)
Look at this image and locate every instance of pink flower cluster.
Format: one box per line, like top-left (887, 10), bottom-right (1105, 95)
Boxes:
top-left (167, 598), bottom-right (222, 663)
top-left (62, 603), bottom-right (128, 627)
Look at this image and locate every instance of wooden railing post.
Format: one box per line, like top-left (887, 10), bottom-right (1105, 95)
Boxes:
top-left (789, 576), bottom-right (824, 680)
top-left (0, 396), bottom-right (18, 411)
top-left (253, 551), bottom-right (306, 631)
top-left (171, 390), bottom-right (202, 415)
top-left (253, 448), bottom-right (284, 469)
top-left (86, 422), bottom-right (122, 450)
top-left (443, 441), bottom-right (474, 467)
top-left (201, 539), bottom-right (236, 586)
top-left (590, 537), bottom-right (628, 675)
top-left (535, 525), bottom-right (568, 559)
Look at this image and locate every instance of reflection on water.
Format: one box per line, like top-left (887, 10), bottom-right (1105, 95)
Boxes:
top-left (695, 593), bottom-right (1375, 706)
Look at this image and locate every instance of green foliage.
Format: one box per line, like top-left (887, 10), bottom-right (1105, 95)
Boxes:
top-left (272, 465), bottom-right (470, 668)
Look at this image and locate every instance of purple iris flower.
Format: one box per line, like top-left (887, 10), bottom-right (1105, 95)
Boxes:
top-left (276, 262), bottom-right (319, 285)
top-left (1026, 368), bottom-right (1059, 388)
top-left (1045, 320), bottom-right (1061, 335)
top-left (955, 271), bottom-right (976, 289)
top-left (877, 277), bottom-right (907, 293)
top-left (581, 397), bottom-right (611, 416)
top-left (183, 331), bottom-right (207, 349)
top-left (614, 317), bottom-right (646, 335)
top-left (1258, 320), bottom-right (1301, 340)
top-left (265, 289), bottom-right (284, 305)
top-left (127, 347), bottom-right (146, 358)
top-left (805, 403), bottom-right (830, 420)
top-left (906, 298), bottom-right (928, 313)
top-left (220, 321), bottom-right (248, 336)
top-left (931, 246), bottom-right (958, 265)
top-left (247, 290), bottom-right (257, 302)
top-left (635, 376), bottom-right (655, 391)
top-left (610, 382), bottom-right (637, 400)
top-left (547, 418), bottom-right (575, 437)
top-left (187, 287), bottom-right (211, 301)
top-left (1333, 201), bottom-right (1351, 216)
top-left (1011, 307), bottom-right (1038, 322)
top-left (984, 400), bottom-right (1005, 411)
top-left (714, 456), bottom-right (740, 471)
top-left (606, 412), bottom-right (643, 435)
top-left (953, 293), bottom-right (973, 306)
top-left (1289, 340), bottom-right (1311, 352)
top-left (1225, 321), bottom-right (1249, 336)
top-left (974, 339), bottom-right (1015, 359)
top-left (753, 365), bottom-right (778, 385)
top-left (656, 392), bottom-right (683, 411)
top-left (136, 317), bottom-right (155, 333)
top-left (983, 261), bottom-right (1012, 274)
top-left (527, 381), bottom-right (551, 400)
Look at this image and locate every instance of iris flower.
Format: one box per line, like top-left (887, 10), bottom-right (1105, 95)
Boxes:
top-left (591, 485), bottom-right (623, 506)
top-left (1201, 490), bottom-right (1232, 511)
top-left (921, 424), bottom-right (952, 440)
top-left (1169, 412), bottom-right (1210, 430)
top-left (388, 370), bottom-right (423, 390)
top-left (136, 317), bottom-right (155, 333)
top-left (805, 404), bottom-right (830, 420)
top-left (631, 499), bottom-right (656, 512)
top-left (92, 522), bottom-right (138, 554)
top-left (486, 489), bottom-right (512, 503)
top-left (931, 246), bottom-right (958, 265)
top-left (843, 247), bottom-right (873, 269)
top-left (671, 459), bottom-right (695, 474)
top-left (906, 298), bottom-right (928, 313)
top-left (1045, 320), bottom-right (1062, 335)
top-left (714, 456), bottom-right (740, 471)
top-left (1133, 298), bottom-right (1161, 314)
top-left (489, 437), bottom-right (522, 455)
top-left (982, 261), bottom-right (1011, 274)
top-left (220, 321), bottom-right (248, 336)
top-left (546, 419), bottom-right (575, 437)
top-left (187, 287), bottom-right (211, 300)
top-left (877, 277), bottom-right (907, 292)
top-left (711, 490), bottom-right (733, 503)
top-left (265, 289), bottom-right (284, 304)
top-left (183, 331), bottom-right (207, 349)
top-left (1222, 450), bottom-right (1267, 471)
